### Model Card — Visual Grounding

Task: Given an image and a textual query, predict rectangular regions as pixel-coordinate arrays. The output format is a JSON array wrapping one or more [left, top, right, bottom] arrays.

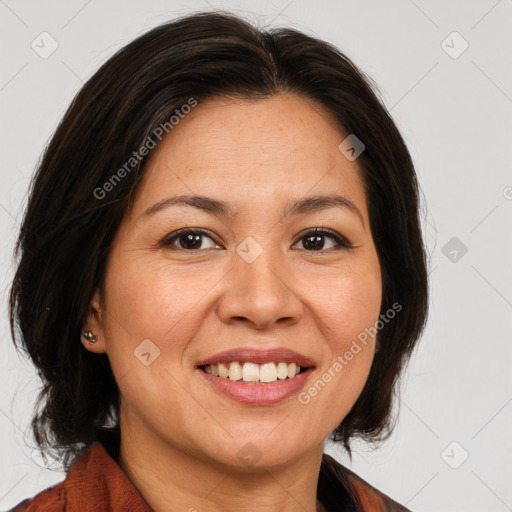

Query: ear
[[81, 288, 107, 354]]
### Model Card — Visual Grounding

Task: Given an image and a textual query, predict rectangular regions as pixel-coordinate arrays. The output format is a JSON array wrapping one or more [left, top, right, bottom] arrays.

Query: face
[[85, 93, 382, 470]]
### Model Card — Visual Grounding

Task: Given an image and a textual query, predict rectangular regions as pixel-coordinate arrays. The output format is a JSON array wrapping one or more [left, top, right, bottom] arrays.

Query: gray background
[[1, 1, 511, 511]]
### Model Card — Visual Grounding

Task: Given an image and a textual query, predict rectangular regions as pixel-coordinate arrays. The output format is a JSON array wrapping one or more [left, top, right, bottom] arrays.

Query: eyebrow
[[137, 193, 365, 227]]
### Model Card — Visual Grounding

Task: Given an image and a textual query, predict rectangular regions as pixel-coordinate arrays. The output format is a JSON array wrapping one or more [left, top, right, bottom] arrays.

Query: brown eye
[[293, 229, 353, 251], [161, 227, 353, 252], [162, 228, 221, 251]]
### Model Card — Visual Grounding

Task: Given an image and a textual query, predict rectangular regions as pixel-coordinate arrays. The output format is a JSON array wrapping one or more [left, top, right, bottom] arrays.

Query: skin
[[83, 93, 382, 512]]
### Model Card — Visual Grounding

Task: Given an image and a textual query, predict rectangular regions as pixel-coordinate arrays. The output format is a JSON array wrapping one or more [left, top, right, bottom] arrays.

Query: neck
[[118, 419, 325, 512]]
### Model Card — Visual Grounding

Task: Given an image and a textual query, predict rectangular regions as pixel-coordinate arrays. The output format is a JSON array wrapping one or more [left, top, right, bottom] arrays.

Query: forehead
[[129, 93, 368, 222]]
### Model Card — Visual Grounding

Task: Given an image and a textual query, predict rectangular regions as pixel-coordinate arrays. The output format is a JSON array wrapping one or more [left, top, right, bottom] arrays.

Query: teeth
[[242, 362, 259, 382], [218, 363, 229, 378], [203, 361, 306, 383], [228, 362, 242, 381], [259, 362, 277, 383], [276, 362, 288, 380]]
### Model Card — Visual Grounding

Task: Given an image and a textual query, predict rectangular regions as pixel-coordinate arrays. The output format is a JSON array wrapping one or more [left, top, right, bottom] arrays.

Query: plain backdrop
[[1, 1, 511, 511]]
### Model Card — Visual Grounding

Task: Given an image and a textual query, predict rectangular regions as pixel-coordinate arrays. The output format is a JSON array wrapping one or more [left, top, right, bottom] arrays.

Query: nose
[[216, 249, 304, 330]]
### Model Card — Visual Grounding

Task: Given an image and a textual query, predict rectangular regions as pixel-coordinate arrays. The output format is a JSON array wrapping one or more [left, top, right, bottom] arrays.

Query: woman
[[8, 10, 428, 512]]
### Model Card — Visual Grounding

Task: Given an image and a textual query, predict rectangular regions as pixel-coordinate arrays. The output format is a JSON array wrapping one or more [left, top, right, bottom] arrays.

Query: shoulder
[[5, 448, 87, 511], [5, 482, 66, 511], [7, 443, 105, 512], [320, 453, 412, 512], [5, 442, 151, 512]]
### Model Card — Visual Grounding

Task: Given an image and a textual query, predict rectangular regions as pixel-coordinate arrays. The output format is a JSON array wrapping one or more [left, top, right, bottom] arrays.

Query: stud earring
[[81, 330, 98, 345]]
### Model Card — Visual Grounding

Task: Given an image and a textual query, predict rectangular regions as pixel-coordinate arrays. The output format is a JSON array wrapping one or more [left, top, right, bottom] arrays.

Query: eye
[[292, 228, 354, 252], [161, 227, 354, 252], [161, 228, 221, 251]]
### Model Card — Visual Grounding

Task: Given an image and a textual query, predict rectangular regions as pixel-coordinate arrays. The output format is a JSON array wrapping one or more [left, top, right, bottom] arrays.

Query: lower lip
[[197, 367, 314, 405]]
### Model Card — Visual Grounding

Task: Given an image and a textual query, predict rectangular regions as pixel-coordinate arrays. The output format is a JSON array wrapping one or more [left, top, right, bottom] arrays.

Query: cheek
[[310, 263, 382, 345], [99, 259, 212, 390], [296, 266, 382, 435], [107, 257, 209, 341], [310, 260, 381, 392]]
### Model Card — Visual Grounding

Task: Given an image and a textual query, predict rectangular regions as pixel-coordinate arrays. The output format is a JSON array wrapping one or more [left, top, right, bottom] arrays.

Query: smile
[[197, 362, 315, 405], [201, 361, 307, 384]]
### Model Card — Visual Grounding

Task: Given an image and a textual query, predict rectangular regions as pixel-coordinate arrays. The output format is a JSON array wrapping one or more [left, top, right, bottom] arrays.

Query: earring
[[81, 330, 98, 345]]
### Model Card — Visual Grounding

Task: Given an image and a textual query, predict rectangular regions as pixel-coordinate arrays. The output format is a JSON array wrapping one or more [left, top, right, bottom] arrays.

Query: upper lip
[[196, 348, 316, 368]]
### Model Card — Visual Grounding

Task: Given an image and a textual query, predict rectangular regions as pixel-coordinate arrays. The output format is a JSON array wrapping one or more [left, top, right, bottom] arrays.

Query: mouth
[[195, 349, 316, 404], [198, 361, 310, 385]]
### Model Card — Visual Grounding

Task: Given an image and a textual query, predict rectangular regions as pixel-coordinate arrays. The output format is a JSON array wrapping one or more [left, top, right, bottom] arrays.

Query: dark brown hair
[[9, 10, 428, 471]]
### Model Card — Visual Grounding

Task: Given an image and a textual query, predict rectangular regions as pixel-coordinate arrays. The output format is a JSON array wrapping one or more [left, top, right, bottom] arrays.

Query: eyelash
[[161, 227, 354, 252]]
